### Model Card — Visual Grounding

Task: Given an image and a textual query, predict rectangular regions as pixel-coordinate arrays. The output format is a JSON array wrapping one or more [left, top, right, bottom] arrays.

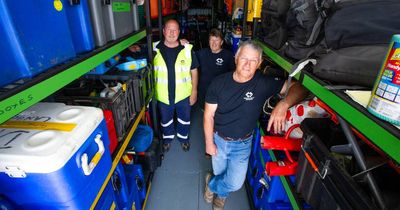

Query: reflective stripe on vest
[[153, 41, 193, 105]]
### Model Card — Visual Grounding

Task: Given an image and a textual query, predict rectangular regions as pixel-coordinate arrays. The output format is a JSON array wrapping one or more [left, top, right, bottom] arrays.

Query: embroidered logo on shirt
[[216, 58, 224, 66], [244, 92, 254, 101]]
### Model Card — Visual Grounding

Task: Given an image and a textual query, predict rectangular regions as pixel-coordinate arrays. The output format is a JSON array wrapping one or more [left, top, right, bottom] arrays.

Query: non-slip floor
[[145, 106, 251, 210]]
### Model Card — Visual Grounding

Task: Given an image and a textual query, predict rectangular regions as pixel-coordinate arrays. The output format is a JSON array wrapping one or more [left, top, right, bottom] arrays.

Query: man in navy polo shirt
[[203, 40, 308, 210]]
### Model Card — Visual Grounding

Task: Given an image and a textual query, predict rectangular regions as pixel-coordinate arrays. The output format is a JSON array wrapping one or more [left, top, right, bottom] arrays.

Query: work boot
[[212, 196, 226, 210], [162, 143, 171, 153], [181, 142, 190, 152], [204, 172, 213, 203]]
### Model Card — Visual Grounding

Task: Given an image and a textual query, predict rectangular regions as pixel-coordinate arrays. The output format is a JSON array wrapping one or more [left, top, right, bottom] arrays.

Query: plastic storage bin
[[95, 182, 118, 210], [56, 77, 136, 141], [0, 0, 76, 87], [63, 0, 95, 54], [112, 163, 132, 209], [0, 196, 15, 210], [124, 164, 147, 210], [105, 67, 153, 112], [88, 0, 138, 47], [103, 110, 118, 154], [0, 103, 112, 209], [297, 118, 376, 210]]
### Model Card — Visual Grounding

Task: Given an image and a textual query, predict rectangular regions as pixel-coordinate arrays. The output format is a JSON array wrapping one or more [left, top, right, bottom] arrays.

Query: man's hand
[[205, 141, 218, 156], [180, 39, 190, 45], [190, 90, 197, 105], [267, 100, 290, 134]]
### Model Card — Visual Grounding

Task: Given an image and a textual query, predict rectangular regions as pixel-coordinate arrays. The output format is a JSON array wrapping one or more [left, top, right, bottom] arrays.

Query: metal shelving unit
[[0, 30, 146, 124], [256, 40, 400, 164]]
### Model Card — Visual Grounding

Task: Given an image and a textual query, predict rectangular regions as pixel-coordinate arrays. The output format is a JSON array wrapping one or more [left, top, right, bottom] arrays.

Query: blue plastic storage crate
[[0, 196, 15, 210], [95, 182, 118, 210], [112, 163, 132, 209], [124, 164, 146, 210], [0, 0, 76, 87], [0, 103, 112, 209], [63, 0, 95, 54]]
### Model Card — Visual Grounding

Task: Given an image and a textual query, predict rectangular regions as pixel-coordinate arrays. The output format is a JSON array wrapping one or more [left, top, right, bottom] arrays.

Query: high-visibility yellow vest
[[153, 41, 193, 105]]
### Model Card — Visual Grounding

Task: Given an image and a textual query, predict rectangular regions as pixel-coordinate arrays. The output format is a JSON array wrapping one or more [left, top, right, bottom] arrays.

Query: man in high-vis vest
[[153, 19, 199, 152]]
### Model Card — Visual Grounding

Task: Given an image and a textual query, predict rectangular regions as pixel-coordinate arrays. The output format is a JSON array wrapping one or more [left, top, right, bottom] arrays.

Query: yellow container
[[247, 0, 263, 22]]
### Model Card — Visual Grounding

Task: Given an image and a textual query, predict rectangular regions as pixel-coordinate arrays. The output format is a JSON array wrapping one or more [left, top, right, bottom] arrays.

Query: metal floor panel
[[145, 106, 250, 210]]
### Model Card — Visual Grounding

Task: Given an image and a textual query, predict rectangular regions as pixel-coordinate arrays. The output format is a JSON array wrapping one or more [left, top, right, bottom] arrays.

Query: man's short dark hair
[[209, 28, 223, 40]]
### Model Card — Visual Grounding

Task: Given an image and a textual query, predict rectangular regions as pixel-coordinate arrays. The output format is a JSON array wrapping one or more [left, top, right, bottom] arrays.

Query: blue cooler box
[[0, 0, 76, 87], [0, 103, 112, 209]]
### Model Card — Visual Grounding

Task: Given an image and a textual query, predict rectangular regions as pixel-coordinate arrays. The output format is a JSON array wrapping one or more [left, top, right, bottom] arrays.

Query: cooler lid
[[0, 103, 103, 174]]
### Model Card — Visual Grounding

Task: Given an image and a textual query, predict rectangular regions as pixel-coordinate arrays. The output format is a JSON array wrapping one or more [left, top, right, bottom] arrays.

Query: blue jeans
[[158, 97, 191, 144], [208, 133, 252, 198]]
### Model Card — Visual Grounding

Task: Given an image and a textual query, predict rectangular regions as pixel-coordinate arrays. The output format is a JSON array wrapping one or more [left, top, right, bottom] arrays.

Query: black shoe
[[163, 143, 171, 153], [181, 142, 190, 152]]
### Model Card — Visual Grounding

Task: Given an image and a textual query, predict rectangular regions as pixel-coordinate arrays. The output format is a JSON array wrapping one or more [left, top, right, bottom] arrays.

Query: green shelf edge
[[0, 30, 146, 124], [258, 128, 301, 210], [256, 40, 400, 164]]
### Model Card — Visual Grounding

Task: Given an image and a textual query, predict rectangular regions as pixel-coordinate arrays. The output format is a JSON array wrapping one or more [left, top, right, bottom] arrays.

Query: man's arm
[[267, 80, 309, 133], [190, 68, 198, 105], [204, 102, 218, 156]]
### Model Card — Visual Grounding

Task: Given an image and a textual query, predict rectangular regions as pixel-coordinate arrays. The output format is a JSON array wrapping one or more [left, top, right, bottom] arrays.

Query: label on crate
[[112, 2, 131, 12], [0, 121, 76, 131]]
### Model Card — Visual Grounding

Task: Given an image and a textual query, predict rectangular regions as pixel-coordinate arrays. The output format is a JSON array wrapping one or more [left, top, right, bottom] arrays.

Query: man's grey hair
[[235, 40, 263, 61]]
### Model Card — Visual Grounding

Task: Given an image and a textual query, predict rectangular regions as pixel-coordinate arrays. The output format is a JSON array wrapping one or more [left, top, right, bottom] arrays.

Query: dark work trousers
[[158, 97, 191, 144]]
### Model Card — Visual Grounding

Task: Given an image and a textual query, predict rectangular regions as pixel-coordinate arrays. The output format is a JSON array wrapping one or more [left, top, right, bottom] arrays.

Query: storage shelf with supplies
[[255, 40, 400, 164], [0, 30, 146, 124]]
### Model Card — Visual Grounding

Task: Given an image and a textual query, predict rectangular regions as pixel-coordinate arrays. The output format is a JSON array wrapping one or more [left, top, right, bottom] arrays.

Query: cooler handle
[[81, 134, 105, 176]]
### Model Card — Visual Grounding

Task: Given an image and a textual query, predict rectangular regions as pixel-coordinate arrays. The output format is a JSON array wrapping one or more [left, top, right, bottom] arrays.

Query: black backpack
[[283, 0, 332, 60], [258, 0, 291, 49], [311, 0, 400, 87]]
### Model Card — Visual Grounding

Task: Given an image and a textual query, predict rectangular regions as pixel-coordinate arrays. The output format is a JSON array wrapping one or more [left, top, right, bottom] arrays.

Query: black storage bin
[[96, 67, 153, 113], [136, 138, 162, 173], [296, 118, 376, 210], [55, 77, 136, 141]]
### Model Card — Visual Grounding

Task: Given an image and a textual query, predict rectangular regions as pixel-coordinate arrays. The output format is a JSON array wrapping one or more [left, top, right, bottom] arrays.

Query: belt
[[215, 131, 253, 141]]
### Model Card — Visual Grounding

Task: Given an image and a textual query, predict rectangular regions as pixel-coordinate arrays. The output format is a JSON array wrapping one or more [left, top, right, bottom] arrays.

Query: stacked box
[[88, 0, 138, 47], [297, 118, 376, 210], [63, 0, 95, 54], [95, 182, 118, 210], [125, 164, 147, 210], [0, 0, 76, 87], [56, 78, 136, 141]]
